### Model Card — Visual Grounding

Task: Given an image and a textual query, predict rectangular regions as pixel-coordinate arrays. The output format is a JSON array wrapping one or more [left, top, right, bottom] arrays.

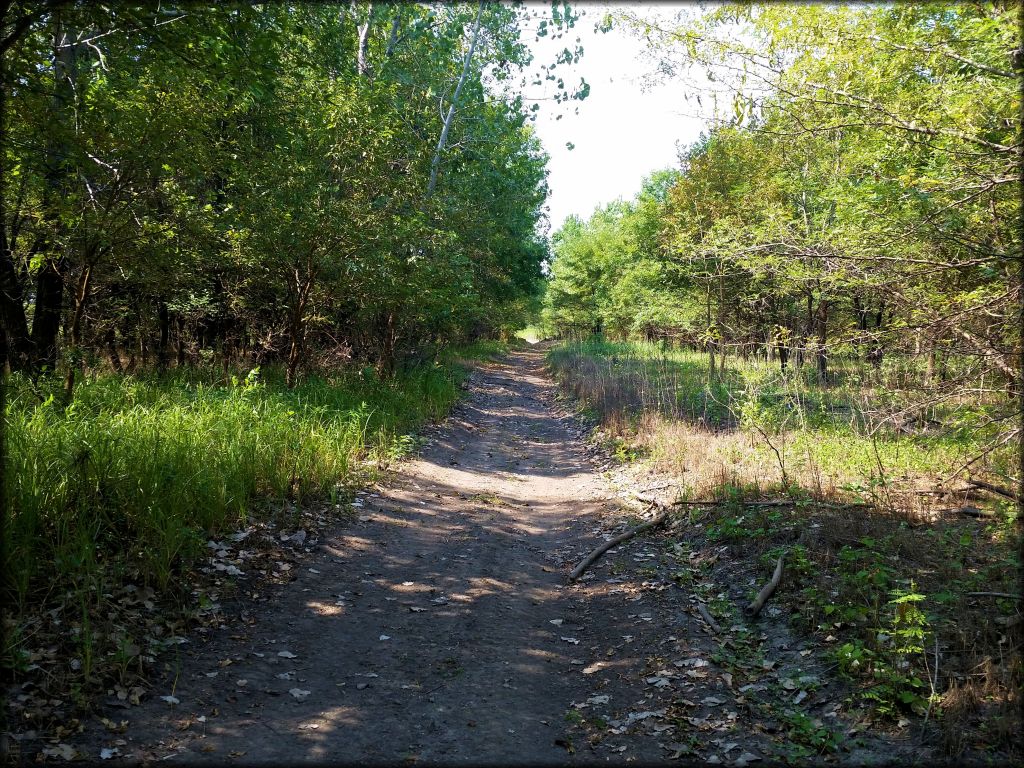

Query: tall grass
[[548, 338, 1013, 503], [2, 355, 483, 612]]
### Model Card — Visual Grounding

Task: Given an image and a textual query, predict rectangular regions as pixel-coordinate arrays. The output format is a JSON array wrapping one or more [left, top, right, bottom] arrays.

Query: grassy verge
[[1, 342, 503, 722], [548, 338, 1014, 505], [548, 337, 1021, 758]]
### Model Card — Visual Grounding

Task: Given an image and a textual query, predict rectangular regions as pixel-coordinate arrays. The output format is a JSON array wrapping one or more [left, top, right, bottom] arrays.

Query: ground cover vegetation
[[0, 0, 584, 733], [543, 1, 1021, 753]]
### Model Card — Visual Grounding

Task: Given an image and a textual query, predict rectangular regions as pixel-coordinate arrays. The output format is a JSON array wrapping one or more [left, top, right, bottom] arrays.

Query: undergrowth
[[1, 343, 502, 707], [549, 338, 1022, 757]]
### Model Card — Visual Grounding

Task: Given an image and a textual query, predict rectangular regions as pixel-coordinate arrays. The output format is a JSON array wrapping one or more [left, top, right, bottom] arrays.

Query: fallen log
[[694, 601, 721, 634], [568, 505, 670, 582], [968, 479, 1019, 502], [953, 505, 996, 519], [744, 553, 786, 618], [966, 592, 1021, 600]]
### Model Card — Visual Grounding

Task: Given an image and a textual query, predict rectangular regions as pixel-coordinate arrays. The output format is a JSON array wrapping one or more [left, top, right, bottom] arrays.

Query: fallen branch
[[644, 496, 870, 510], [744, 553, 786, 618], [966, 592, 1021, 600], [568, 505, 670, 582], [968, 479, 1020, 502], [953, 505, 996, 518], [694, 601, 721, 634]]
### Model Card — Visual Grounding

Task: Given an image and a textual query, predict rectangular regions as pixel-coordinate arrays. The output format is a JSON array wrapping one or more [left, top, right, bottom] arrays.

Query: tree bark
[[176, 315, 186, 366], [356, 2, 374, 78], [385, 9, 401, 57], [33, 10, 79, 374], [157, 300, 170, 371], [816, 298, 828, 384], [104, 327, 122, 373], [62, 261, 92, 401], [285, 267, 313, 389], [426, 1, 483, 198], [0, 54, 34, 373]]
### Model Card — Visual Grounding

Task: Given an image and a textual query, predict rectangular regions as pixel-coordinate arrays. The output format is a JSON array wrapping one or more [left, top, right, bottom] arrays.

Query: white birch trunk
[[426, 2, 483, 198]]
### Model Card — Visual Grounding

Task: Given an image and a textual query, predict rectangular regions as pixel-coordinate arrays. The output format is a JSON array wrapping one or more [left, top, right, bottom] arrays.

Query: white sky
[[524, 3, 709, 233]]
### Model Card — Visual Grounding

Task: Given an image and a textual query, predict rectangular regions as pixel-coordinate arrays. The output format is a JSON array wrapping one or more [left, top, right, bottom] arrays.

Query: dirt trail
[[70, 346, 925, 765], [72, 347, 658, 763]]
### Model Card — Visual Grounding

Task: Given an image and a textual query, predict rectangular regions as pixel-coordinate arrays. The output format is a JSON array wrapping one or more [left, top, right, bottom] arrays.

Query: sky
[[523, 3, 709, 234]]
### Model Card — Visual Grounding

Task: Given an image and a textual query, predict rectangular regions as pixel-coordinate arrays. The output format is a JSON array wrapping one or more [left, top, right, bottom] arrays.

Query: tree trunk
[[33, 12, 79, 375], [31, 256, 65, 373], [356, 2, 374, 78], [385, 9, 401, 57], [377, 311, 397, 378], [816, 298, 828, 384], [0, 55, 34, 373], [104, 327, 123, 373], [426, 1, 484, 198], [176, 315, 186, 366], [285, 269, 313, 389], [868, 304, 884, 368], [62, 261, 92, 401], [0, 245, 31, 372], [157, 300, 170, 371]]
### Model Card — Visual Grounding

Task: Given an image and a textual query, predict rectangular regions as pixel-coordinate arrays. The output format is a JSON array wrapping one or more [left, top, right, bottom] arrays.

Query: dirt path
[[69, 347, 925, 765], [70, 347, 656, 763]]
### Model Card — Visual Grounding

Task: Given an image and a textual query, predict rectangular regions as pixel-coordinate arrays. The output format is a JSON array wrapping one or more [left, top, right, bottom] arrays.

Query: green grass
[[550, 336, 1021, 751], [2, 348, 495, 614], [547, 337, 1014, 495]]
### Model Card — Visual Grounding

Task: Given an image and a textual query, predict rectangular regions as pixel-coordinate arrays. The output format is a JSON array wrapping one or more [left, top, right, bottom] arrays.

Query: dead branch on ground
[[744, 553, 786, 618], [568, 504, 670, 582]]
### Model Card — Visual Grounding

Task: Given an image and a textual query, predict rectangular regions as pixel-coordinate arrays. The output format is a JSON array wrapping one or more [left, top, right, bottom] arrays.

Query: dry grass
[[550, 339, 1022, 756]]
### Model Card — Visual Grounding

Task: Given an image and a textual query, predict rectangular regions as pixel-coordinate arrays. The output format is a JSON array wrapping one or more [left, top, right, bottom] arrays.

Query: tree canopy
[[0, 2, 589, 389]]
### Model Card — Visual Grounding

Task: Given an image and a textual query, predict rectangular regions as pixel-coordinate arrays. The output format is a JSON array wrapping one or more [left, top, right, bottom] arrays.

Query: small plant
[[780, 710, 841, 756], [835, 581, 932, 719]]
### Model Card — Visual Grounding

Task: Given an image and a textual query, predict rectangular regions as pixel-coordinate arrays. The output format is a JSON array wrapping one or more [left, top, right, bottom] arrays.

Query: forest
[[543, 0, 1020, 512], [1, 0, 1021, 763], [1, 0, 581, 735], [538, 2, 1021, 756]]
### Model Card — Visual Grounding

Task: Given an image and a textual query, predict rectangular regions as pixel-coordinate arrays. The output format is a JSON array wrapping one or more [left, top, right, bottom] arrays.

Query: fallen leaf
[[100, 747, 120, 759], [549, 619, 564, 626], [379, 634, 391, 641], [289, 688, 311, 700], [277, 651, 297, 658], [160, 695, 180, 705], [560, 636, 579, 645], [42, 744, 75, 761]]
